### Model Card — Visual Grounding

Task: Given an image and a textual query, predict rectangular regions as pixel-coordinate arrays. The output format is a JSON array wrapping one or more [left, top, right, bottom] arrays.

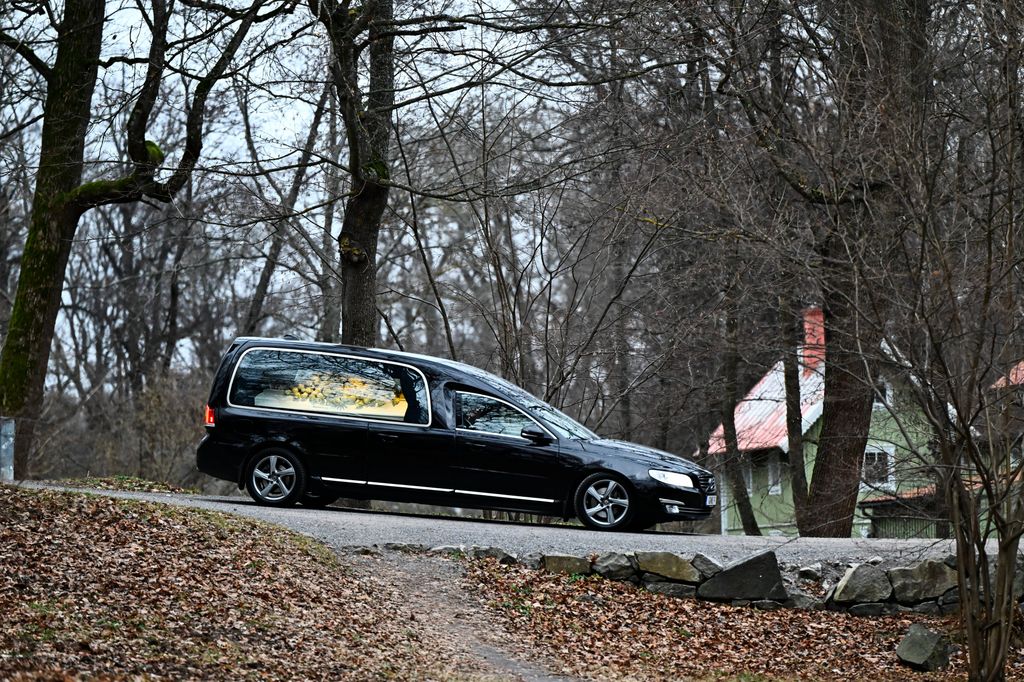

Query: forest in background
[[4, 1, 1024, 675]]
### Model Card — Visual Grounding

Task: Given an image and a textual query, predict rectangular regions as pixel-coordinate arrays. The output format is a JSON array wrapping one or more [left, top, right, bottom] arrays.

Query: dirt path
[[349, 551, 576, 682]]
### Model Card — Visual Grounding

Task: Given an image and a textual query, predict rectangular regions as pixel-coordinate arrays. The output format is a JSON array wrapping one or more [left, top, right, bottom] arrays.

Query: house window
[[767, 458, 782, 496], [862, 446, 894, 488], [742, 462, 753, 495]]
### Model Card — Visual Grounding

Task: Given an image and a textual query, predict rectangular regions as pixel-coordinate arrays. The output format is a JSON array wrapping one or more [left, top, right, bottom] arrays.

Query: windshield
[[528, 404, 597, 440]]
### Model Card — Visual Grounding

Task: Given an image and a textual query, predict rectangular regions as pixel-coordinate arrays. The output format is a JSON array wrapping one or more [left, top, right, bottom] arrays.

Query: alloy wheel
[[251, 453, 297, 502], [582, 478, 630, 527]]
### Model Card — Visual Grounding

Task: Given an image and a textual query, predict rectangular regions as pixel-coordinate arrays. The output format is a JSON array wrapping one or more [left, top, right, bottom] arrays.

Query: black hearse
[[197, 338, 717, 531]]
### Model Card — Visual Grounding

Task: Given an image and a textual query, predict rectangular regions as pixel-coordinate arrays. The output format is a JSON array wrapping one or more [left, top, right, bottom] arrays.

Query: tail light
[[203, 404, 216, 427]]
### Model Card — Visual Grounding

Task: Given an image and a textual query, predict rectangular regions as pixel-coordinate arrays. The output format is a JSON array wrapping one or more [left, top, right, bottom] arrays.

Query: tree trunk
[[804, 244, 875, 537], [317, 0, 395, 348], [721, 304, 761, 536], [781, 298, 811, 533], [0, 0, 105, 477]]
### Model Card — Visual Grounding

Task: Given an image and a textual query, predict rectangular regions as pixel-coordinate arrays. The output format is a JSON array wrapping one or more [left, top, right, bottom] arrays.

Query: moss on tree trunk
[[0, 0, 105, 477]]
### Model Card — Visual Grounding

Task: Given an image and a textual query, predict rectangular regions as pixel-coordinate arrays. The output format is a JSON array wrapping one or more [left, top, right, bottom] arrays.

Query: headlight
[[649, 470, 695, 489]]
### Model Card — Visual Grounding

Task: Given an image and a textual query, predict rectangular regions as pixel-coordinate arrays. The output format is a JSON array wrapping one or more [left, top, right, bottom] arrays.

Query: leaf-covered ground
[[465, 559, 1024, 681], [0, 485, 482, 680], [46, 476, 197, 494]]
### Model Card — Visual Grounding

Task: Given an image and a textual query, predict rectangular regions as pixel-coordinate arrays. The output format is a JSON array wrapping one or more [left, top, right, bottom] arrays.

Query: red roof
[[991, 360, 1024, 389], [706, 357, 825, 455], [707, 308, 826, 455]]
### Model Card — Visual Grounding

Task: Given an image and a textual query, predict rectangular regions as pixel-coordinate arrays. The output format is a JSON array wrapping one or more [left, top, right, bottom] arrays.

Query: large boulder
[[833, 564, 892, 604], [896, 624, 950, 672], [645, 582, 696, 598], [692, 553, 724, 579], [888, 560, 958, 603], [592, 552, 636, 580], [696, 551, 788, 602], [635, 552, 700, 583], [543, 554, 591, 575]]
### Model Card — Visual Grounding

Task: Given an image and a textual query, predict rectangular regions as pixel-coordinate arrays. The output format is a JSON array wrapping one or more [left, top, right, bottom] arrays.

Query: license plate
[[706, 495, 717, 506]]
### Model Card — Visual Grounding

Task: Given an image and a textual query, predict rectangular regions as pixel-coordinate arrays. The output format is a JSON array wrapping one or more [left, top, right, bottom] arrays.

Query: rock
[[787, 591, 823, 611], [468, 546, 517, 564], [943, 554, 958, 569], [833, 564, 892, 604], [888, 560, 958, 603], [543, 554, 591, 575], [692, 553, 724, 579], [798, 562, 822, 581], [867, 556, 884, 565], [752, 600, 783, 611], [848, 602, 889, 617], [577, 593, 606, 604], [645, 582, 696, 598], [347, 545, 381, 556], [696, 551, 788, 602], [593, 552, 636, 580], [641, 572, 667, 584], [938, 588, 960, 605], [428, 544, 465, 556], [896, 624, 951, 672], [913, 601, 941, 615], [383, 542, 429, 552], [520, 552, 544, 570], [635, 552, 700, 582]]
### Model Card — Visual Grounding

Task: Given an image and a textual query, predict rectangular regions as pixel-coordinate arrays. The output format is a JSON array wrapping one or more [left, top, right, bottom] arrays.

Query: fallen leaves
[[0, 485, 449, 680], [463, 559, 1024, 681]]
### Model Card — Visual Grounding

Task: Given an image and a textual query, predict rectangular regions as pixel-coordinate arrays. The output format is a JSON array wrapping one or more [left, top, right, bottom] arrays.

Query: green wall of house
[[722, 399, 935, 537]]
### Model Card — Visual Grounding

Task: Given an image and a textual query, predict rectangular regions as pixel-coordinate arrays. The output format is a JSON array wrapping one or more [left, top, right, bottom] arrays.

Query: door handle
[[378, 434, 400, 443], [466, 442, 488, 449]]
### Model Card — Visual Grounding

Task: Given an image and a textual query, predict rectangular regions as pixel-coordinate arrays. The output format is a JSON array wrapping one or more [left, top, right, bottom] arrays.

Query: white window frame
[[861, 444, 896, 491], [454, 391, 556, 442], [742, 461, 753, 495]]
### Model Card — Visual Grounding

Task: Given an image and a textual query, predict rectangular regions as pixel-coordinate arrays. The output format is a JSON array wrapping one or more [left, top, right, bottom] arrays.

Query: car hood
[[581, 438, 707, 472]]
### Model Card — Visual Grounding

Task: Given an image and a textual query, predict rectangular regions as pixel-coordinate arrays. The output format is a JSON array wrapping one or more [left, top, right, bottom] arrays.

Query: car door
[[226, 347, 370, 482], [448, 391, 566, 505]]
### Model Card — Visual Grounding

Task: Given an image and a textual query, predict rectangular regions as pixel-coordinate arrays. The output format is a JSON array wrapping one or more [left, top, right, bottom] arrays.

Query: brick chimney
[[801, 307, 825, 370]]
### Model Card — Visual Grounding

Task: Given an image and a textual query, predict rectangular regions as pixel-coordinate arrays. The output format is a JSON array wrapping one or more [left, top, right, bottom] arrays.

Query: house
[[706, 309, 939, 538]]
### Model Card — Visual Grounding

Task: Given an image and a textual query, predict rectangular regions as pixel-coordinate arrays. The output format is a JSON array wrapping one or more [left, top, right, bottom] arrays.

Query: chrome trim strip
[[454, 489, 556, 503], [658, 498, 687, 506], [366, 481, 452, 493], [321, 477, 367, 485], [454, 391, 557, 441], [226, 346, 433, 428]]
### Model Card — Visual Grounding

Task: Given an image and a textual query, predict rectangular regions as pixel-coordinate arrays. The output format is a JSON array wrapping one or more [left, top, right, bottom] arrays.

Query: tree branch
[[0, 29, 52, 80]]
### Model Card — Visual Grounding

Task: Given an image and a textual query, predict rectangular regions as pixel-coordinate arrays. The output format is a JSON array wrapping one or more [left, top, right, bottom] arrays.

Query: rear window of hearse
[[228, 349, 430, 425]]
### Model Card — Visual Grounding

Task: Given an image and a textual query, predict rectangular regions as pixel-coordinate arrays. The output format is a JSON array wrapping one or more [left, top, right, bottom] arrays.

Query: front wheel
[[245, 448, 306, 507], [574, 473, 636, 531]]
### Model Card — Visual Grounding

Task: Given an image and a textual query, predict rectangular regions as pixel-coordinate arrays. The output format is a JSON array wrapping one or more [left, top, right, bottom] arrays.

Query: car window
[[456, 392, 538, 438], [229, 348, 430, 425]]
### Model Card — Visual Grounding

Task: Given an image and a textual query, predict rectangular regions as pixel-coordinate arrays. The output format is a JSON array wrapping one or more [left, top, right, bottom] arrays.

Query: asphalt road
[[22, 482, 957, 568]]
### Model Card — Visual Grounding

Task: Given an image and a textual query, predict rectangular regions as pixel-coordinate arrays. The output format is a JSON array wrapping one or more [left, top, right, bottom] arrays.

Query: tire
[[245, 448, 306, 507], [299, 491, 340, 508], [573, 472, 636, 531]]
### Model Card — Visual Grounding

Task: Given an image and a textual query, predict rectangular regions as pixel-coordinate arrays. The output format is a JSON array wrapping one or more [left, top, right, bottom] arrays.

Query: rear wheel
[[574, 473, 635, 531], [245, 448, 306, 507]]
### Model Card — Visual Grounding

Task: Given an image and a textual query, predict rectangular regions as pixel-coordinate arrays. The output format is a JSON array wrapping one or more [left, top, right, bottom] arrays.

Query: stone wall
[[395, 543, 1024, 617]]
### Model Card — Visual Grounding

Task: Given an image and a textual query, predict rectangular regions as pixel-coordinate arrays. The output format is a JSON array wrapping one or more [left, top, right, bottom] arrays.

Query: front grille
[[696, 473, 716, 494]]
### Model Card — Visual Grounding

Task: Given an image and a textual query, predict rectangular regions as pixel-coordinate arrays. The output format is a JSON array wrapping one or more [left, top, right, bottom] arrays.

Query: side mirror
[[521, 426, 553, 444]]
